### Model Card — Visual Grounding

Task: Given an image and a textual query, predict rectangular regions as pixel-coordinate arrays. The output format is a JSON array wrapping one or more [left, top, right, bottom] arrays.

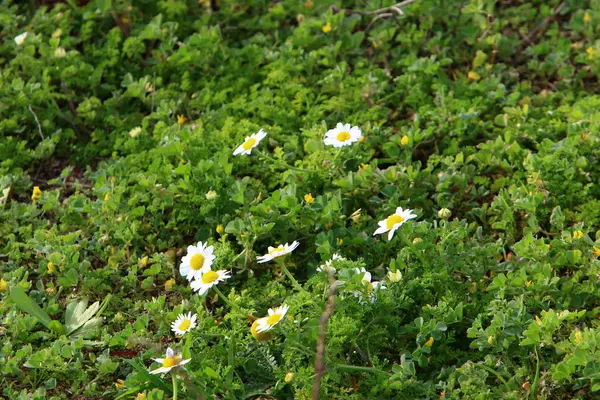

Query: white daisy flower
[[317, 253, 344, 274], [233, 129, 267, 156], [170, 312, 197, 336], [179, 241, 216, 282], [190, 269, 231, 296], [373, 207, 417, 241], [323, 123, 362, 148], [150, 347, 191, 375], [351, 269, 386, 303], [14, 32, 28, 46], [256, 241, 299, 263], [256, 304, 289, 333]]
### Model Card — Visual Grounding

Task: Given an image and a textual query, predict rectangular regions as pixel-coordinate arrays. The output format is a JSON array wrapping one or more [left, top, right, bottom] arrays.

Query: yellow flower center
[[201, 270, 219, 284], [385, 214, 405, 229], [269, 246, 286, 255], [179, 319, 191, 331], [242, 138, 257, 150], [163, 355, 179, 368], [266, 313, 283, 326], [190, 254, 205, 271], [251, 319, 272, 341], [336, 131, 351, 142]]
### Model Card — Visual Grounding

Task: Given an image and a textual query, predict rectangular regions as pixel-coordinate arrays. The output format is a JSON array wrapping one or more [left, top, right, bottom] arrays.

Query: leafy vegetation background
[[2, 0, 600, 398]]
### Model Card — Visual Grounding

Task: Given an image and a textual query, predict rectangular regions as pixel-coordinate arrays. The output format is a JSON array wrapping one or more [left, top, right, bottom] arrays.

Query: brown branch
[[520, 2, 567, 48], [312, 281, 339, 400]]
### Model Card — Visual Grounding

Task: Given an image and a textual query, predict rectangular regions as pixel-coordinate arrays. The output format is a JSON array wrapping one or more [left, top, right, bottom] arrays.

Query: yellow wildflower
[[525, 280, 533, 287], [322, 23, 332, 33], [573, 230, 584, 240], [593, 246, 600, 257], [31, 186, 42, 200], [468, 71, 480, 81], [424, 337, 434, 347], [336, 238, 343, 245], [535, 316, 542, 325], [251, 318, 272, 341], [574, 330, 583, 343], [164, 278, 176, 291], [139, 256, 149, 268], [104, 193, 110, 201], [47, 262, 55, 274], [487, 335, 494, 345], [584, 12, 591, 23], [305, 0, 313, 8], [304, 193, 315, 205], [413, 237, 422, 244], [400, 135, 409, 146], [115, 379, 125, 389], [177, 115, 187, 126], [216, 224, 225, 235], [135, 393, 147, 400], [0, 279, 7, 291], [587, 47, 596, 58], [284, 372, 295, 383]]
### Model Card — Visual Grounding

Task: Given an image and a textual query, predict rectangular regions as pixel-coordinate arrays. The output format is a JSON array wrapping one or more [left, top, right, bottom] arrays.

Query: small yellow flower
[[468, 71, 480, 81], [322, 23, 332, 33], [413, 237, 422, 244], [535, 316, 542, 325], [115, 379, 125, 389], [31, 186, 42, 200], [135, 393, 147, 400], [487, 335, 494, 345], [587, 47, 596, 58], [574, 330, 583, 343], [251, 318, 273, 341], [424, 337, 434, 347], [387, 269, 402, 283], [304, 0, 313, 8], [122, 17, 129, 24], [205, 190, 217, 200], [216, 224, 225, 235], [573, 230, 584, 240], [350, 208, 361, 224], [593, 246, 600, 257], [104, 193, 110, 201], [584, 12, 591, 23], [0, 279, 7, 291], [524, 280, 533, 288], [139, 256, 149, 268], [47, 262, 55, 274], [438, 208, 451, 220], [177, 114, 187, 126], [359, 163, 369, 170], [164, 278, 176, 291], [304, 193, 315, 205], [284, 372, 295, 383], [358, 136, 365, 143], [336, 238, 343, 245], [400, 135, 409, 146]]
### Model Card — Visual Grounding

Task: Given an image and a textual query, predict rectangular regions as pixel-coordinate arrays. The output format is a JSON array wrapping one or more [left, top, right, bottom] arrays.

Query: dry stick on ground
[[28, 104, 44, 140], [520, 1, 567, 48], [332, 0, 418, 31], [312, 281, 339, 400]]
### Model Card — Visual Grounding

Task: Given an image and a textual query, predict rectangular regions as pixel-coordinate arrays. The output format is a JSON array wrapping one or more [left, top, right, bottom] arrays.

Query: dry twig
[[312, 281, 339, 400], [520, 2, 567, 48], [332, 0, 418, 31]]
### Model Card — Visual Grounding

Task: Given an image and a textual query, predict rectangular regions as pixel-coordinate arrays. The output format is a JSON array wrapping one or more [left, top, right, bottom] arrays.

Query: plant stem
[[213, 286, 235, 309], [172, 373, 178, 400], [333, 363, 385, 375], [276, 259, 306, 292], [256, 150, 311, 173]]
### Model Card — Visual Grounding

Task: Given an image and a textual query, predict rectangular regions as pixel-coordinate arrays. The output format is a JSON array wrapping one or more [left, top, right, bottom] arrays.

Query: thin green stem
[[256, 150, 311, 173], [530, 346, 541, 399], [275, 258, 306, 292], [213, 286, 236, 309], [333, 363, 386, 375], [473, 362, 511, 391], [172, 373, 178, 400]]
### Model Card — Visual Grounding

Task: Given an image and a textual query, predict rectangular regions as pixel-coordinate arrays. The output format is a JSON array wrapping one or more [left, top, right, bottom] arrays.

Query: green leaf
[[10, 286, 52, 328], [96, 0, 112, 12]]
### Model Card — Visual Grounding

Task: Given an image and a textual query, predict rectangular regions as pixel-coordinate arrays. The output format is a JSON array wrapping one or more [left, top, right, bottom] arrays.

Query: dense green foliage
[[2, 0, 600, 398]]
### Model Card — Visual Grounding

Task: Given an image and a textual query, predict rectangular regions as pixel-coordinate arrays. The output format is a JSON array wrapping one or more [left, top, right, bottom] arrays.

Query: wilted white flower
[[14, 32, 29, 46], [256, 241, 299, 263]]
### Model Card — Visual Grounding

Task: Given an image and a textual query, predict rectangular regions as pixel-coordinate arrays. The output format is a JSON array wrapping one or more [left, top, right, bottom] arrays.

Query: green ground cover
[[2, 0, 600, 398]]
